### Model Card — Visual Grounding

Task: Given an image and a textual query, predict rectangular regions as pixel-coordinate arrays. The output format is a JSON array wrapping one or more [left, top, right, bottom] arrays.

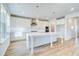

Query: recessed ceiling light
[[36, 5, 39, 8], [71, 25, 74, 29], [70, 8, 74, 11], [52, 11, 55, 14]]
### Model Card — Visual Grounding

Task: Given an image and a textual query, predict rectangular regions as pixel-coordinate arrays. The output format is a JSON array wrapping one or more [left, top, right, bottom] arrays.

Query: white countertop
[[26, 32, 56, 36]]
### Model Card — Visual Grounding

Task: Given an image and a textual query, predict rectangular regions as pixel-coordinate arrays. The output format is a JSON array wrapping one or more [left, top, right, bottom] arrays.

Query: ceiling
[[7, 3, 79, 20]]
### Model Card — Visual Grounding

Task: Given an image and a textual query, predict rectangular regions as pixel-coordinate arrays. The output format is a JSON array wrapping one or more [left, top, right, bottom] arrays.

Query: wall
[[37, 20, 49, 32], [0, 4, 10, 56], [10, 16, 31, 41], [66, 12, 79, 18], [65, 12, 79, 40]]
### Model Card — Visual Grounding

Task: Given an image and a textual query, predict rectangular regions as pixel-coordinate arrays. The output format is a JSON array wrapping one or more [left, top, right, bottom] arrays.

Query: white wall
[[65, 12, 79, 40], [37, 20, 49, 32], [0, 4, 10, 56], [10, 16, 31, 32], [66, 12, 79, 18], [10, 16, 31, 41]]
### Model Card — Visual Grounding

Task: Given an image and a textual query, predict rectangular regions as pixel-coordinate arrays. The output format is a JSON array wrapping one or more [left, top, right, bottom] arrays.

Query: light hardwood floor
[[5, 39, 79, 56]]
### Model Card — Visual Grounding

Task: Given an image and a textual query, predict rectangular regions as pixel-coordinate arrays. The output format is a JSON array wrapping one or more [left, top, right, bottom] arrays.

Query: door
[[75, 17, 79, 47], [66, 17, 76, 40]]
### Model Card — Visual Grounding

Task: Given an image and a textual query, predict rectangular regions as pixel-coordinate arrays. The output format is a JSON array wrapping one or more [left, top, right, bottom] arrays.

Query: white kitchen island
[[26, 32, 56, 55]]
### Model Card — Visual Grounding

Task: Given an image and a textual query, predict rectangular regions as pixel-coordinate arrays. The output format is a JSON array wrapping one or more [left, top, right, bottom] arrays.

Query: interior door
[[75, 17, 79, 47]]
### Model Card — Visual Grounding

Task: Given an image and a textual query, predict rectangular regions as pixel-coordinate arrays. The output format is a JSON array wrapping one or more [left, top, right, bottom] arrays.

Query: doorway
[[66, 17, 79, 47]]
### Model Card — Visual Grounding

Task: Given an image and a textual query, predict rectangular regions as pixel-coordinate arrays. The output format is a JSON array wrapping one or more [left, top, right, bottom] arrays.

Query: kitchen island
[[26, 32, 56, 55]]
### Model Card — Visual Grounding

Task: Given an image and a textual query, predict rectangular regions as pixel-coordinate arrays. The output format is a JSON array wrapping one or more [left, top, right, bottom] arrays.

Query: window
[[0, 4, 10, 44]]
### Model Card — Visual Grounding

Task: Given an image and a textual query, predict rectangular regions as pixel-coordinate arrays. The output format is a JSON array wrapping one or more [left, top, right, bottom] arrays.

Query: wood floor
[[5, 39, 79, 56]]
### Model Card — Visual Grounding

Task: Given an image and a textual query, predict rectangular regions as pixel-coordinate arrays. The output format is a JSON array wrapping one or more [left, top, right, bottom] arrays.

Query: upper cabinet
[[56, 18, 65, 25], [56, 18, 65, 38]]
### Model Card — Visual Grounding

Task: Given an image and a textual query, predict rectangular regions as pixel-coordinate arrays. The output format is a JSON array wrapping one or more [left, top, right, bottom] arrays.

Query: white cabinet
[[56, 18, 65, 38]]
